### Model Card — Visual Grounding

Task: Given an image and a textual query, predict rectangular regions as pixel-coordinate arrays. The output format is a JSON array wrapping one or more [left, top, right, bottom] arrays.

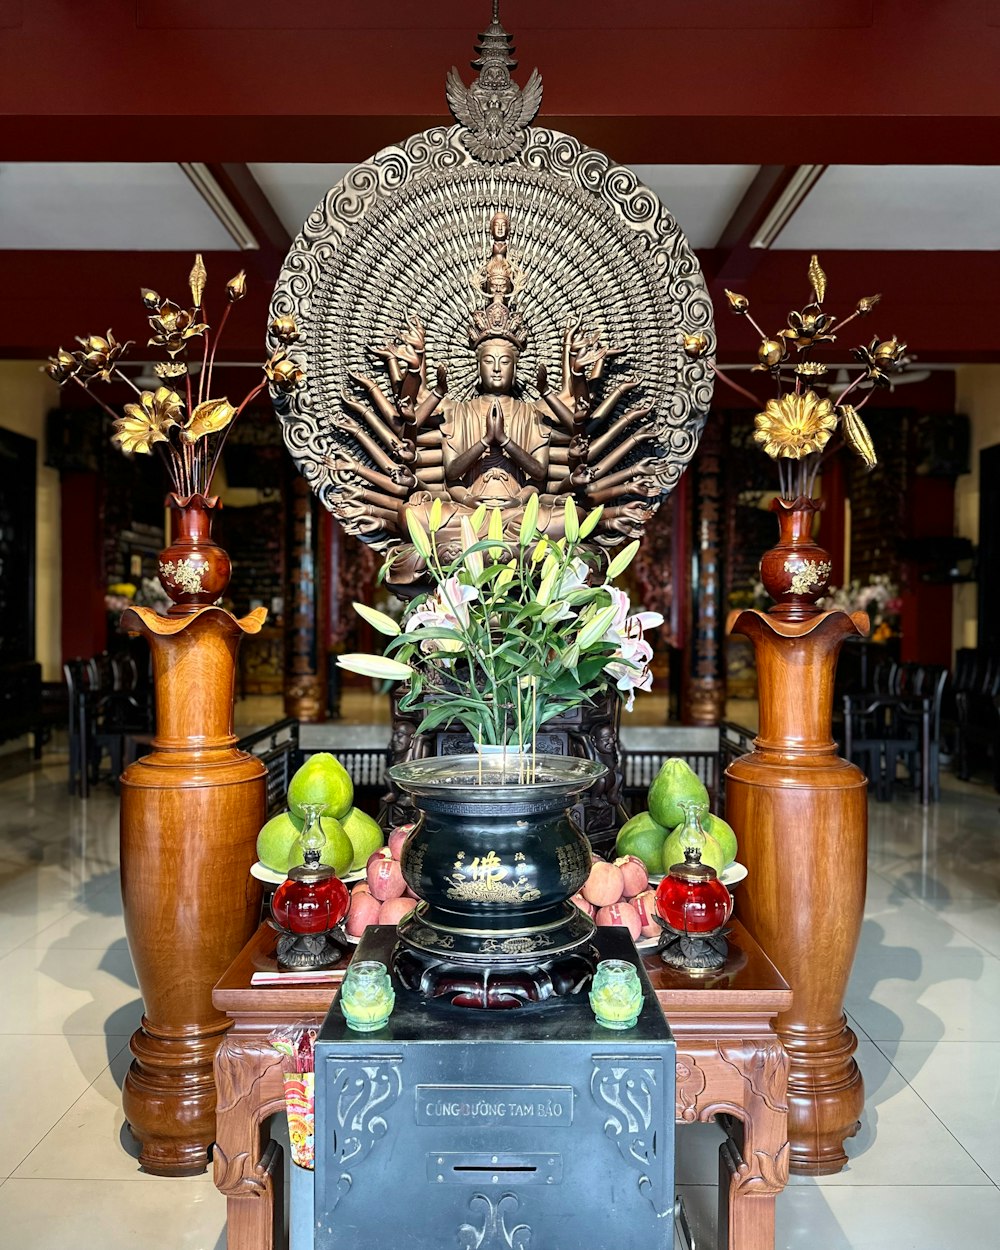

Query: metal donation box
[[314, 927, 675, 1250]]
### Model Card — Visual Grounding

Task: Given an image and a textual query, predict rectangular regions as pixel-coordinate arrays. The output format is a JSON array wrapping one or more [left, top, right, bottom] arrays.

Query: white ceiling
[[1, 162, 999, 254], [0, 163, 237, 250], [774, 165, 1000, 250]]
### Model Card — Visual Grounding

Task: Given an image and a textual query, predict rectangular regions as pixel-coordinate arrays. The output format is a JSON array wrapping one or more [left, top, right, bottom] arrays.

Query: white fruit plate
[[250, 861, 366, 886], [646, 862, 748, 890]]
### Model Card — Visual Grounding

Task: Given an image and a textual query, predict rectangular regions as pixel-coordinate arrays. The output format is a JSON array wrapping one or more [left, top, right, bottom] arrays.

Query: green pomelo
[[647, 758, 710, 829], [704, 812, 738, 864], [341, 806, 385, 871], [256, 810, 303, 873], [289, 815, 353, 877], [661, 827, 727, 877], [615, 811, 669, 874], [288, 752, 354, 819]]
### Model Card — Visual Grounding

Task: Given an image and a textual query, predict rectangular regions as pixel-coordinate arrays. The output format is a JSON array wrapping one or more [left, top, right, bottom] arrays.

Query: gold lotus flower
[[839, 404, 877, 470], [794, 361, 828, 377], [226, 270, 247, 303], [147, 299, 208, 358], [43, 348, 78, 385], [852, 335, 907, 387], [723, 288, 749, 314], [265, 352, 306, 391], [154, 361, 187, 379], [140, 288, 160, 310], [856, 294, 882, 315], [74, 330, 128, 382], [682, 332, 709, 358], [270, 315, 300, 344], [752, 338, 787, 372], [778, 308, 837, 351], [753, 390, 837, 460], [112, 387, 183, 455], [182, 397, 236, 443]]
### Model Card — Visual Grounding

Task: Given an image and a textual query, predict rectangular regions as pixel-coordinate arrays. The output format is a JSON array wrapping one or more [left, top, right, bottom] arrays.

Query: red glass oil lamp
[[655, 846, 733, 973], [270, 803, 350, 971]]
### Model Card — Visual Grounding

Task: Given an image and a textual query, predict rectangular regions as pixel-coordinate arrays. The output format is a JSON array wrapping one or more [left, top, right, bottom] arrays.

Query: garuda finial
[[445, 1, 543, 163]]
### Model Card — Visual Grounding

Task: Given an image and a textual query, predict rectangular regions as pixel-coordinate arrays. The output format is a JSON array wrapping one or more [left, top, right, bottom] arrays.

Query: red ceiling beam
[[4, 247, 997, 365], [2, 3, 1000, 164]]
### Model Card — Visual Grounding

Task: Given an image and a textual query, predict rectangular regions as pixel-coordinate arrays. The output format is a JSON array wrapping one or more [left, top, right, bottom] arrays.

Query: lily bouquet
[[337, 496, 663, 751]]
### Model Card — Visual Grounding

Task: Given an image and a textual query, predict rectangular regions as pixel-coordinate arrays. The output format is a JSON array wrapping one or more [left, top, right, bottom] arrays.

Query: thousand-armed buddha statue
[[333, 210, 659, 583]]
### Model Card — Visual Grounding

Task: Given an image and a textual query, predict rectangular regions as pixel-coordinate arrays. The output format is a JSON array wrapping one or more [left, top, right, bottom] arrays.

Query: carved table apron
[[212, 921, 791, 1250]]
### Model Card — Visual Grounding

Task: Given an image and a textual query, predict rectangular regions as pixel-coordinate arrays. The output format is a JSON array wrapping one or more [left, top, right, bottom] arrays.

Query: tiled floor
[[1, 738, 998, 1248]]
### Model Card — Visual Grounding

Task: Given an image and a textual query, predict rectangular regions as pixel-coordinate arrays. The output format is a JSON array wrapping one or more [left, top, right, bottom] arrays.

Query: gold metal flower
[[112, 387, 184, 455], [182, 397, 236, 443], [753, 390, 838, 460], [839, 404, 877, 470], [723, 288, 749, 314], [147, 299, 209, 357], [682, 332, 709, 358], [43, 348, 79, 385], [852, 335, 906, 387], [778, 308, 837, 351], [74, 330, 128, 382], [140, 288, 161, 310], [265, 352, 306, 391], [793, 361, 828, 378], [856, 294, 881, 316], [270, 315, 300, 344], [752, 339, 787, 372], [154, 361, 188, 379], [226, 270, 247, 303]]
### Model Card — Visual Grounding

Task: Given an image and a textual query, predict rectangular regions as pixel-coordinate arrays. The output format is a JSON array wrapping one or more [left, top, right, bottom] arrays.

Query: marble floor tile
[[0, 1035, 129, 1179], [879, 1041, 1000, 1185], [0, 943, 141, 1037], [0, 1177, 226, 1250]]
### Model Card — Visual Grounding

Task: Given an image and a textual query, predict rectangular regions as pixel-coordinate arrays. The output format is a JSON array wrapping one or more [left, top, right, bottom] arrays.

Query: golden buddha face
[[477, 339, 518, 394]]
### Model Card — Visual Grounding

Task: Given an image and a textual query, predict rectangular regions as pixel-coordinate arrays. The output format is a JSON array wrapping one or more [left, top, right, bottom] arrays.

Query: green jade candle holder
[[588, 958, 643, 1030], [340, 960, 396, 1033]]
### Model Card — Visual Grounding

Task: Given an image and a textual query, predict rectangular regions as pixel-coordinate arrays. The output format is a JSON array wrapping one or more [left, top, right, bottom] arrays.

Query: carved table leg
[[675, 1037, 790, 1250], [213, 1029, 290, 1250]]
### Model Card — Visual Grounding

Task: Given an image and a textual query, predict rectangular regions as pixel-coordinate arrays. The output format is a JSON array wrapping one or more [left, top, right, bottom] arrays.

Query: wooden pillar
[[725, 607, 869, 1175], [681, 421, 726, 724], [119, 606, 266, 1175], [284, 474, 328, 722]]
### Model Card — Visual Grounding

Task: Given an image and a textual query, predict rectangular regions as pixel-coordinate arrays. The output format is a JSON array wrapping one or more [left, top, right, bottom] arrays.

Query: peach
[[595, 900, 642, 941], [351, 880, 370, 896], [614, 855, 649, 899], [367, 848, 406, 900], [378, 896, 416, 926], [570, 891, 595, 917], [345, 889, 381, 937], [632, 888, 661, 938], [388, 822, 416, 861], [581, 859, 625, 908]]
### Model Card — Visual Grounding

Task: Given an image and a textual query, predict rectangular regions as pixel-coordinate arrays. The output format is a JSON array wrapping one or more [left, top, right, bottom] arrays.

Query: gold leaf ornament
[[182, 397, 236, 443], [188, 253, 207, 307], [839, 403, 878, 470], [226, 270, 247, 303], [808, 254, 827, 304]]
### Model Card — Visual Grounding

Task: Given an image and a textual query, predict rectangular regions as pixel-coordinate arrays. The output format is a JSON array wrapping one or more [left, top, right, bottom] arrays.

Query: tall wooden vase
[[725, 497, 870, 1175], [119, 604, 267, 1175]]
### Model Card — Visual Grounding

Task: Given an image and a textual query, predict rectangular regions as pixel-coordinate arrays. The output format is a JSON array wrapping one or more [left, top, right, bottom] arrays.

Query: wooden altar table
[[211, 920, 791, 1250]]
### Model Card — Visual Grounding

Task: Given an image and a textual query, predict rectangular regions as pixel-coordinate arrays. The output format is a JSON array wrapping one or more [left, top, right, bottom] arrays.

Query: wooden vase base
[[784, 1016, 865, 1176], [122, 1016, 230, 1176]]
